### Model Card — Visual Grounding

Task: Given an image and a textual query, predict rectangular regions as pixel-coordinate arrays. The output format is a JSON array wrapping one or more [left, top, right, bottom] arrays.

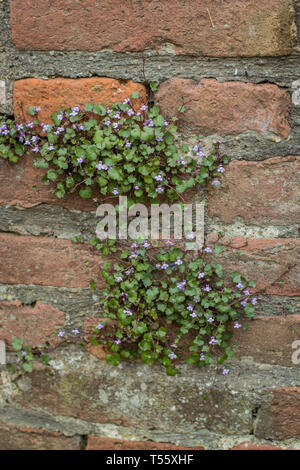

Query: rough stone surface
[[208, 156, 300, 225], [231, 315, 300, 367], [10, 0, 296, 57], [0, 421, 81, 450], [0, 233, 104, 288], [4, 347, 300, 438], [86, 436, 203, 450], [155, 79, 290, 137], [0, 81, 5, 106], [0, 204, 98, 240], [13, 77, 147, 124], [256, 387, 300, 440], [207, 236, 300, 296], [0, 300, 65, 347], [231, 441, 289, 450]]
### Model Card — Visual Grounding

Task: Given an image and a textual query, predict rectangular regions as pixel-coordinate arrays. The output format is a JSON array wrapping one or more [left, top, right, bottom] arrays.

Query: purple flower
[[140, 104, 148, 111], [124, 139, 132, 148], [77, 156, 84, 164], [56, 113, 64, 121], [187, 305, 194, 312], [236, 282, 244, 290], [48, 144, 54, 151], [168, 352, 177, 360], [240, 300, 248, 307], [212, 178, 221, 187], [16, 124, 24, 131], [144, 119, 154, 127], [57, 329, 65, 337], [112, 188, 119, 195], [190, 312, 197, 318], [154, 173, 164, 182], [126, 108, 135, 117], [114, 339, 121, 345], [115, 275, 123, 282], [161, 262, 169, 270], [204, 246, 212, 253], [243, 289, 250, 296], [174, 257, 183, 266], [250, 297, 257, 305], [171, 343, 178, 349], [198, 271, 205, 279], [104, 119, 111, 126], [69, 105, 80, 116], [143, 241, 151, 248], [234, 321, 242, 329], [165, 240, 174, 246], [203, 284, 211, 293], [134, 185, 140, 190], [32, 146, 39, 153], [96, 322, 104, 330], [26, 121, 34, 129], [207, 316, 214, 323], [156, 186, 164, 194], [209, 336, 218, 345], [123, 308, 133, 316], [199, 353, 205, 361], [21, 351, 27, 357], [222, 366, 230, 375], [42, 124, 50, 133], [177, 280, 186, 291], [217, 165, 225, 173], [112, 122, 119, 129], [72, 328, 80, 335]]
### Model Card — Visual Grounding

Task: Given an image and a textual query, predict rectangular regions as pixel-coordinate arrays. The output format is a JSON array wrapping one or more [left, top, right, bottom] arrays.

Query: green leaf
[[131, 91, 140, 99], [12, 338, 23, 350], [79, 186, 92, 199]]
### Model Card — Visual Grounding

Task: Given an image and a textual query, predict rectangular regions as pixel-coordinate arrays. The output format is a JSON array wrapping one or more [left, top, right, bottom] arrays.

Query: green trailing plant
[[1, 94, 227, 202], [82, 239, 257, 376], [1, 93, 264, 377]]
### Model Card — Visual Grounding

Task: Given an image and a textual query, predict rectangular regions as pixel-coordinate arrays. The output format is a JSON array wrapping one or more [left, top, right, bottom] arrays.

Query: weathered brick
[[0, 233, 104, 288], [255, 387, 300, 440], [208, 156, 300, 225], [231, 315, 300, 367], [155, 79, 290, 137], [0, 300, 65, 348], [0, 421, 81, 450], [231, 442, 290, 450], [13, 78, 147, 124], [207, 236, 300, 296], [10, 0, 296, 57], [86, 436, 203, 450], [0, 154, 97, 211]]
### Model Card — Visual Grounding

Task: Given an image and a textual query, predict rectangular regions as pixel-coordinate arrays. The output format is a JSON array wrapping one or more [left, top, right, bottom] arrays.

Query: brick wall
[[0, 0, 300, 450]]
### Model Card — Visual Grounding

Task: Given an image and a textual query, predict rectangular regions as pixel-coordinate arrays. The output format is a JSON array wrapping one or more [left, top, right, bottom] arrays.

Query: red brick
[[0, 153, 97, 211], [207, 236, 300, 296], [13, 78, 147, 125], [0, 300, 65, 348], [231, 442, 289, 450], [10, 0, 296, 56], [231, 315, 300, 367], [155, 79, 290, 138], [86, 436, 203, 450], [0, 422, 81, 450], [0, 233, 104, 288], [209, 156, 300, 225], [256, 388, 300, 440]]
